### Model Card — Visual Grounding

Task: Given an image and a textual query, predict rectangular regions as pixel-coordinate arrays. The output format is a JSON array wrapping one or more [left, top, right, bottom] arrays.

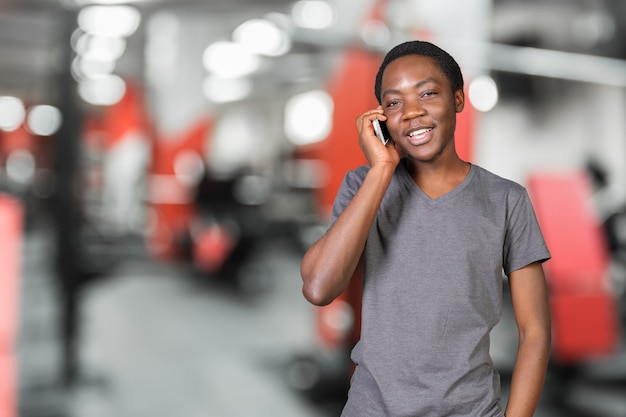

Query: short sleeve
[[503, 189, 551, 275], [329, 165, 369, 227]]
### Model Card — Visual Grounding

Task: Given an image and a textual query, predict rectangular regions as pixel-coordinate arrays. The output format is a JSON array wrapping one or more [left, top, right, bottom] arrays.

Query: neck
[[406, 154, 469, 181], [406, 156, 471, 199]]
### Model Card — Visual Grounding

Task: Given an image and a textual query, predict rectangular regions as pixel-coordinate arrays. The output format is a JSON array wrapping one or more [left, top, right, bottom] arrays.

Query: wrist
[[368, 161, 396, 178]]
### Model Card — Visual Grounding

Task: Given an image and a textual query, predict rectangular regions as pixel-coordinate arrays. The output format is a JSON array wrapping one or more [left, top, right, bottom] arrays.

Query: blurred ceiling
[[0, 0, 295, 104], [1, 0, 625, 107]]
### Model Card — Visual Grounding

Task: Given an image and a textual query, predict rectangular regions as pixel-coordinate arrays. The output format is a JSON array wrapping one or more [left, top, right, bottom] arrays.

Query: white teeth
[[409, 128, 431, 137]]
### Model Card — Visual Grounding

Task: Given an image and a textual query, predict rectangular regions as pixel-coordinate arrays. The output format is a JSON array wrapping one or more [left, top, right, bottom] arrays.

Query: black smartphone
[[372, 119, 390, 145]]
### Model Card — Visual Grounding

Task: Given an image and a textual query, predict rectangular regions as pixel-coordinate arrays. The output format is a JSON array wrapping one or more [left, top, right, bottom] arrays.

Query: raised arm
[[505, 261, 551, 417], [300, 107, 399, 306]]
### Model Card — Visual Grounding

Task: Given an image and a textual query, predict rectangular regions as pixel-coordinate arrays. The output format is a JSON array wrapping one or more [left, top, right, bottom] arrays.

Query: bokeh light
[[75, 34, 126, 62], [284, 90, 333, 145], [291, 0, 336, 30], [78, 5, 141, 38], [6, 149, 36, 185], [78, 74, 126, 105], [360, 20, 390, 48], [233, 18, 291, 57], [202, 41, 261, 79], [173, 150, 205, 187], [26, 105, 63, 136], [468, 75, 499, 112], [202, 76, 252, 103], [0, 96, 26, 132], [72, 56, 116, 80]]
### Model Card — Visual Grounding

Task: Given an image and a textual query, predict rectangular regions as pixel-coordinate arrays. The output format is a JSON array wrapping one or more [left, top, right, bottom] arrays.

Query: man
[[300, 41, 551, 417]]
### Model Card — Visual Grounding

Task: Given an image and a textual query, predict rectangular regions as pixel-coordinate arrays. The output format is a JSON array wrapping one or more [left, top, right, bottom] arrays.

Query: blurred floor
[[17, 222, 340, 417], [15, 217, 626, 417]]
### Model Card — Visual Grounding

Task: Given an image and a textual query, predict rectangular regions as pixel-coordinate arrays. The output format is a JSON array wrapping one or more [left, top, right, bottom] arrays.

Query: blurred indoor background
[[0, 0, 625, 416]]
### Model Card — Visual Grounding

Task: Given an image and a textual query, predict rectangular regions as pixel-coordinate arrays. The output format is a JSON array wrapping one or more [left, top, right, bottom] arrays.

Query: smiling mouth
[[407, 127, 433, 143], [409, 128, 432, 138]]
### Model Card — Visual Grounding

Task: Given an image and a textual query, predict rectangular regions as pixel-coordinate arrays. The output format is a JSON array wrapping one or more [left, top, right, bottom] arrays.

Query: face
[[379, 55, 464, 163]]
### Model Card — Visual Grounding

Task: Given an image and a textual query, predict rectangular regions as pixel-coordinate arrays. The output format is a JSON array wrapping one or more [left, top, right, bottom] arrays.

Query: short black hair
[[374, 40, 464, 104]]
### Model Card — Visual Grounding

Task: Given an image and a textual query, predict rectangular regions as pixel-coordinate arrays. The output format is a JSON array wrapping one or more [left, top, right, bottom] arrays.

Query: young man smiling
[[300, 41, 552, 416]]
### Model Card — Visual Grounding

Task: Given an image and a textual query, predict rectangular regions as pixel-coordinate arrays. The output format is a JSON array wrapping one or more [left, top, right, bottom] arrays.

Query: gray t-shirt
[[332, 160, 550, 417]]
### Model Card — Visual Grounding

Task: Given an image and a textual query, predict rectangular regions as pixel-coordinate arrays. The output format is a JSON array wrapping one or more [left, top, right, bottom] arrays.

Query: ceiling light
[[76, 34, 127, 61], [233, 19, 291, 57], [26, 105, 63, 136], [284, 90, 333, 145], [68, 0, 151, 6], [360, 20, 390, 48], [6, 150, 36, 185], [468, 75, 499, 112], [291, 0, 335, 30], [73, 56, 116, 80], [202, 41, 261, 79], [78, 74, 126, 106], [202, 76, 252, 103], [0, 96, 26, 132], [78, 5, 141, 38]]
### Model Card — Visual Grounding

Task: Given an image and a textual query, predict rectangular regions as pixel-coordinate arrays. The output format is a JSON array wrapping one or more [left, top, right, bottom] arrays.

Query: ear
[[454, 89, 465, 113]]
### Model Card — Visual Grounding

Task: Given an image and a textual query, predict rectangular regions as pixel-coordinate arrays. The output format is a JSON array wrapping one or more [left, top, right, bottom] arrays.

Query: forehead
[[381, 54, 449, 89]]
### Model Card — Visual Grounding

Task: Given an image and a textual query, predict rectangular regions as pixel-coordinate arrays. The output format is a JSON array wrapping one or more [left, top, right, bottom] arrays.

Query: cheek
[[431, 105, 456, 125], [386, 117, 403, 137]]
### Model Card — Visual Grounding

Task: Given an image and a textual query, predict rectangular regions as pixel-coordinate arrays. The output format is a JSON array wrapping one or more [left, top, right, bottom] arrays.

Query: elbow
[[301, 266, 338, 306], [302, 281, 334, 306], [300, 246, 346, 306]]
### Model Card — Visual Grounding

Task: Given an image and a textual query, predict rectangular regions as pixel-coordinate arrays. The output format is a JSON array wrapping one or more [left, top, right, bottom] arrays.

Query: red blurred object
[[527, 171, 620, 364], [550, 294, 619, 363], [0, 126, 33, 158], [300, 47, 375, 219], [0, 356, 16, 417], [147, 117, 214, 259], [192, 225, 236, 273], [99, 81, 149, 152], [0, 196, 23, 417]]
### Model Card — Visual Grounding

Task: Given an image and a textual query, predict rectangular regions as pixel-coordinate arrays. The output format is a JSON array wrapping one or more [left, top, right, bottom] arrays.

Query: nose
[[402, 99, 425, 120]]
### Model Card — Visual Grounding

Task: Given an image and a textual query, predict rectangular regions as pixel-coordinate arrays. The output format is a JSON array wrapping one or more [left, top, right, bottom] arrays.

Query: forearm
[[301, 164, 394, 305], [504, 329, 551, 417]]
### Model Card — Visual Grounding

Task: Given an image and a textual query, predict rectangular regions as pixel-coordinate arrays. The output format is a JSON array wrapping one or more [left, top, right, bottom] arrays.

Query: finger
[[360, 108, 383, 119]]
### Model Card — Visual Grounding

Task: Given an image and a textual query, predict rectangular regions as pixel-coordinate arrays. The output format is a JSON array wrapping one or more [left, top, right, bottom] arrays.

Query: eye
[[421, 90, 437, 98], [385, 99, 400, 108]]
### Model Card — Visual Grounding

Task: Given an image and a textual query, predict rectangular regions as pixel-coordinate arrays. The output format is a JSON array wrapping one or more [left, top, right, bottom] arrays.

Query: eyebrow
[[381, 78, 437, 99]]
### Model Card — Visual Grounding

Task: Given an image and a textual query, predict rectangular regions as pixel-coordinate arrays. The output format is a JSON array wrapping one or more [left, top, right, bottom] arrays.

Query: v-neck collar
[[398, 158, 474, 205]]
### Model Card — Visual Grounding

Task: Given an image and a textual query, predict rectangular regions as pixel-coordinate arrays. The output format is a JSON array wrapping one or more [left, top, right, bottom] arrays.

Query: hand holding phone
[[372, 119, 390, 145]]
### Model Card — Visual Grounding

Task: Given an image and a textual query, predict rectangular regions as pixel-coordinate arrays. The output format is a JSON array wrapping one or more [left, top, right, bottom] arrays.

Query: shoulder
[[342, 164, 373, 192], [471, 164, 527, 199], [331, 164, 371, 223], [345, 164, 370, 182], [333, 164, 370, 204], [344, 161, 406, 191], [472, 164, 521, 188]]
